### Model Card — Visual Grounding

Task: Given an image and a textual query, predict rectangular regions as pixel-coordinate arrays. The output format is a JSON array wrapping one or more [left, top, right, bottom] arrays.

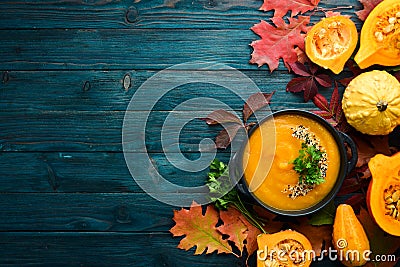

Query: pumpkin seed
[[389, 17, 397, 24], [392, 209, 398, 219], [392, 190, 400, 202], [385, 197, 394, 204], [386, 204, 396, 210]]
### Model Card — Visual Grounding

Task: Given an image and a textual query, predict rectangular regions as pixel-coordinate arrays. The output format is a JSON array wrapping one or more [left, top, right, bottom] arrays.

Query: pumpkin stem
[[376, 100, 388, 111]]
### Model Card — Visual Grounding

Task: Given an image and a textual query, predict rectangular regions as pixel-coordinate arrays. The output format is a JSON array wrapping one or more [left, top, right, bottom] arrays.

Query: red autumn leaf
[[217, 208, 248, 254], [250, 16, 311, 72], [349, 132, 392, 168], [287, 61, 332, 101], [329, 82, 340, 112], [394, 70, 400, 83], [356, 0, 384, 21], [294, 48, 308, 64], [337, 177, 362, 196], [311, 82, 345, 129], [170, 202, 236, 256], [243, 91, 275, 123], [252, 205, 285, 234], [215, 123, 244, 149], [357, 208, 400, 267], [200, 109, 242, 125], [339, 60, 364, 86], [344, 193, 365, 213], [260, 0, 320, 18], [312, 93, 329, 112], [324, 10, 342, 17], [289, 217, 333, 256]]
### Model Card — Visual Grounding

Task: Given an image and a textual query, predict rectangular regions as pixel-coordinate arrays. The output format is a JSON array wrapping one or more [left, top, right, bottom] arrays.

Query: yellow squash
[[342, 70, 400, 135]]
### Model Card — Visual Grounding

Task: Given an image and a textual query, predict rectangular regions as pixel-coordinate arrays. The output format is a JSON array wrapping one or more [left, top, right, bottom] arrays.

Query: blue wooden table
[[0, 0, 384, 266]]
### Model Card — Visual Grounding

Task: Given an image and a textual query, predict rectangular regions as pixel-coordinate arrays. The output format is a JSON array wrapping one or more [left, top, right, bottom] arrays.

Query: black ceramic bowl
[[231, 109, 357, 216]]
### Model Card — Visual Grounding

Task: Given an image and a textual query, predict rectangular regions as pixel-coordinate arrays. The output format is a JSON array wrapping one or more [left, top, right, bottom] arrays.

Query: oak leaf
[[243, 91, 275, 123], [356, 0, 384, 21], [260, 0, 320, 18], [170, 201, 236, 256], [250, 16, 311, 72], [217, 208, 248, 254]]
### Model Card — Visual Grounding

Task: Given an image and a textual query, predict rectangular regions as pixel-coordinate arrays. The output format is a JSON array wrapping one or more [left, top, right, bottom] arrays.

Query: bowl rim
[[235, 109, 348, 216]]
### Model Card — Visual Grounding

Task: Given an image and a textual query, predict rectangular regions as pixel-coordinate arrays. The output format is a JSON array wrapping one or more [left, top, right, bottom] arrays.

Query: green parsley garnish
[[206, 159, 266, 233], [291, 142, 326, 185]]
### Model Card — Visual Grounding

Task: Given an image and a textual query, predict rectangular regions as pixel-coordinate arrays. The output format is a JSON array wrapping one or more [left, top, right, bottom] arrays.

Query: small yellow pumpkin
[[342, 70, 400, 135], [332, 204, 370, 267], [305, 15, 358, 74], [354, 0, 400, 69]]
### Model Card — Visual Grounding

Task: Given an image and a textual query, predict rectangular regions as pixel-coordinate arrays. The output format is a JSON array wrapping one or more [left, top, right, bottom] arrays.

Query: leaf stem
[[234, 195, 267, 234]]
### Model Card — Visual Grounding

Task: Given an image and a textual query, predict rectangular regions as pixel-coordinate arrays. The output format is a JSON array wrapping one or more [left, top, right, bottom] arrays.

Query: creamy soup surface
[[242, 114, 341, 211]]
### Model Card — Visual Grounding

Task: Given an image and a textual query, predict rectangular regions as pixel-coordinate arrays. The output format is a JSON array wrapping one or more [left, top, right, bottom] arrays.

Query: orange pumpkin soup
[[242, 114, 341, 211]]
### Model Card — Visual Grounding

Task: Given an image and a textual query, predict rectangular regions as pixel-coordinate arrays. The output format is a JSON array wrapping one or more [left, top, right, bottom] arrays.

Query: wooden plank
[[0, 232, 341, 266], [0, 27, 362, 71], [0, 0, 361, 30], [0, 152, 232, 193], [0, 193, 176, 231], [0, 69, 321, 112], [0, 109, 305, 152], [0, 232, 242, 266], [0, 28, 265, 70]]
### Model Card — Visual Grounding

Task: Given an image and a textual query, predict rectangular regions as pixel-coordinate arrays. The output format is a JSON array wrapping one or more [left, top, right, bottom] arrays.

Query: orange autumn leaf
[[260, 0, 320, 18], [170, 201, 236, 256], [250, 16, 311, 72], [217, 208, 248, 254]]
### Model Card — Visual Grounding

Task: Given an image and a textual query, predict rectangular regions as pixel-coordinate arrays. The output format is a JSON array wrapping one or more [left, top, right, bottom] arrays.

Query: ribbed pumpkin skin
[[342, 70, 400, 135], [354, 0, 400, 69], [332, 204, 370, 266]]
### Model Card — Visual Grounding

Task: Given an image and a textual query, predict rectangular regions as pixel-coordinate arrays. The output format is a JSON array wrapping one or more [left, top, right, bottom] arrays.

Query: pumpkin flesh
[[305, 16, 358, 74], [257, 230, 313, 267], [355, 0, 400, 68], [367, 152, 400, 237]]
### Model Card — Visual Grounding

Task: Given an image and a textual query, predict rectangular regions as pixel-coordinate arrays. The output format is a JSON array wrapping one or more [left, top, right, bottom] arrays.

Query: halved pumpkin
[[354, 0, 400, 68], [305, 16, 358, 74], [257, 230, 313, 267], [367, 152, 400, 236]]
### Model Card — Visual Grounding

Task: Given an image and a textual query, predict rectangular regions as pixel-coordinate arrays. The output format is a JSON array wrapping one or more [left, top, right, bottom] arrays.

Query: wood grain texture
[[0, 232, 242, 266], [0, 193, 176, 231], [0, 152, 231, 193], [0, 0, 392, 266], [0, 0, 362, 29], [0, 70, 335, 112]]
